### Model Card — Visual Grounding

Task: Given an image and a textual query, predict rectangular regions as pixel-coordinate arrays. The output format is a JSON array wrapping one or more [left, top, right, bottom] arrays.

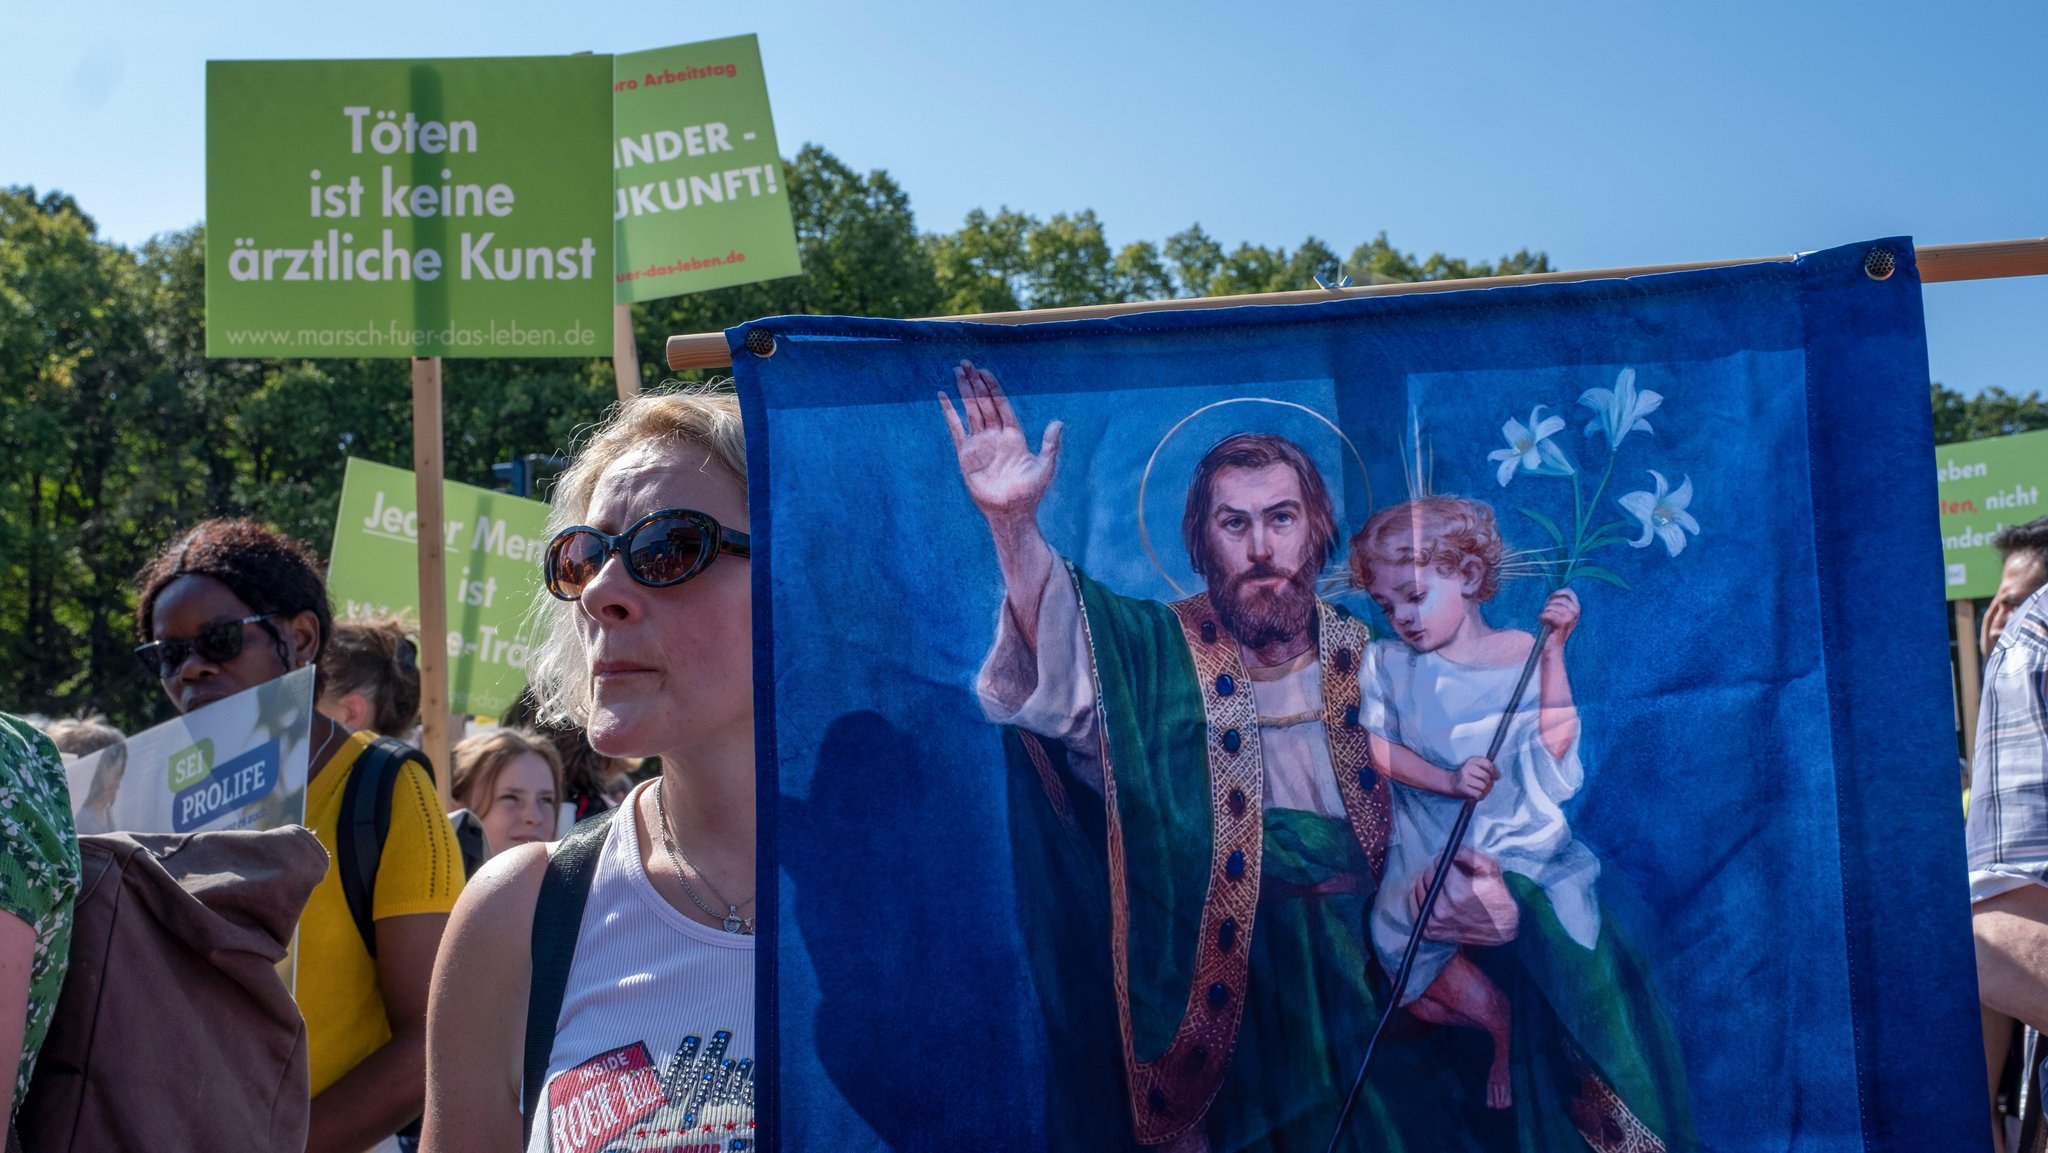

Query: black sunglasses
[[134, 614, 285, 678], [544, 508, 750, 601]]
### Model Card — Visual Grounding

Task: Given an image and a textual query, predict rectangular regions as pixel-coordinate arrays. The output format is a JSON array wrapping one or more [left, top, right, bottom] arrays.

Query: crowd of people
[[0, 386, 751, 1152], [0, 378, 2045, 1152]]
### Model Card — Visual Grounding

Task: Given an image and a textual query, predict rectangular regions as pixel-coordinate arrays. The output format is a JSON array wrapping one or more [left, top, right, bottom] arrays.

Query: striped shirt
[[1968, 585, 2048, 898]]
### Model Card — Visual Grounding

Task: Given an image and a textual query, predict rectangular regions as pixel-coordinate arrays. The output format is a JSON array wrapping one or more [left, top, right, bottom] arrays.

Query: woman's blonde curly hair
[[524, 383, 746, 727]]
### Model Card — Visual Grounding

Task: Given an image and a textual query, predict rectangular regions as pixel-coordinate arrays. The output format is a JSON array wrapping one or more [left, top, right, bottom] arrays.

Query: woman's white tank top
[[526, 780, 756, 1153]]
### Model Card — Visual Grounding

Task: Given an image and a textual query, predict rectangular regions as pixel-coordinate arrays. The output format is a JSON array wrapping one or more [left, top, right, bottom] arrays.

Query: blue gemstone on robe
[[1226, 850, 1245, 879], [1148, 1087, 1167, 1114], [1201, 620, 1217, 644], [1227, 787, 1246, 816], [1218, 917, 1238, 952], [1357, 766, 1378, 792], [1343, 705, 1360, 729], [1208, 982, 1231, 1008], [1216, 674, 1236, 697], [1222, 728, 1241, 753], [1186, 1045, 1208, 1071], [1335, 649, 1355, 674]]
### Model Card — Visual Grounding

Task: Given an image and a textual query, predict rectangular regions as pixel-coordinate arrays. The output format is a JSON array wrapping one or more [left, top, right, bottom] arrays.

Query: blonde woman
[[423, 387, 756, 1152], [450, 729, 563, 857]]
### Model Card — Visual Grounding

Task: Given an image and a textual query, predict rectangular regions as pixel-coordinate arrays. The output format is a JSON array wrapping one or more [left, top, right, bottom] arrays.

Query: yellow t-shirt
[[299, 730, 466, 1096]]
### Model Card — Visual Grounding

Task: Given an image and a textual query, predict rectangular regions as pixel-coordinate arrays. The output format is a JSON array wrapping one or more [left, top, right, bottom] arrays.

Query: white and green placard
[[327, 458, 551, 716], [613, 36, 801, 302], [63, 666, 314, 836], [1937, 426, 2048, 599], [207, 55, 615, 358]]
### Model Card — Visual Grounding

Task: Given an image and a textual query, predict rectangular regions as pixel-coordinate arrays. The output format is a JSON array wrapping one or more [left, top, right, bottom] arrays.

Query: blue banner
[[732, 239, 1979, 1151]]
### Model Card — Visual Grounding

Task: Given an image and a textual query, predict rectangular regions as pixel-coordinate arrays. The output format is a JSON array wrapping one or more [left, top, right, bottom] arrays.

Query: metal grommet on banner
[[1863, 247, 1897, 281], [744, 329, 777, 358]]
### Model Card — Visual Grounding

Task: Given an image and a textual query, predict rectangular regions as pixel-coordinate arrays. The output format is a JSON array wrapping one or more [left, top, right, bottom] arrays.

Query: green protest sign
[[207, 55, 614, 358], [613, 36, 801, 302], [1937, 427, 2048, 599], [327, 458, 551, 716]]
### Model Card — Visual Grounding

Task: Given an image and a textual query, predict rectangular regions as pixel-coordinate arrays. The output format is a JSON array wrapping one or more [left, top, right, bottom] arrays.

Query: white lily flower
[[1579, 367, 1664, 449], [1487, 406, 1575, 486], [1618, 470, 1700, 556]]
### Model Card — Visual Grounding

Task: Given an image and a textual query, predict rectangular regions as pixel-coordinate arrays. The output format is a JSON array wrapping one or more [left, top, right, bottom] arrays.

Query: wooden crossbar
[[663, 236, 2048, 372]]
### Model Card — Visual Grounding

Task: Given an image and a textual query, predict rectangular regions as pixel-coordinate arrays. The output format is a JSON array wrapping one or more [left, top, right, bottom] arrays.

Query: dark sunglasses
[[544, 508, 750, 601], [134, 614, 284, 678]]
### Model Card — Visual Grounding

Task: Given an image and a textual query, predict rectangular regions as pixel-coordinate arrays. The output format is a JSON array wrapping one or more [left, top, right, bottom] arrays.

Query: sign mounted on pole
[[612, 35, 801, 303], [206, 54, 615, 358], [1936, 426, 2048, 599], [326, 457, 551, 719]]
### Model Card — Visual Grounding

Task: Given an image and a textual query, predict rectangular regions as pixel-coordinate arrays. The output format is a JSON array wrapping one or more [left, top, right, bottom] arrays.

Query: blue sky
[[5, 0, 2041, 395]]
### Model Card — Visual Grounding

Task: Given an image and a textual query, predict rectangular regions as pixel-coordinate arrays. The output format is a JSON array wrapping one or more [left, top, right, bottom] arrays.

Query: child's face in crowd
[[1362, 552, 1477, 654], [474, 752, 558, 855]]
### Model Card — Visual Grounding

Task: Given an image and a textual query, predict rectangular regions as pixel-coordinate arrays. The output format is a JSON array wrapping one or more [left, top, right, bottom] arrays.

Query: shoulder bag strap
[[338, 736, 430, 958], [521, 807, 619, 1144]]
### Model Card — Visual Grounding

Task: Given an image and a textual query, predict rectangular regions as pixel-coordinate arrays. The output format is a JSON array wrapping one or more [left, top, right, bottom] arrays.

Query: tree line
[[3, 144, 2040, 731]]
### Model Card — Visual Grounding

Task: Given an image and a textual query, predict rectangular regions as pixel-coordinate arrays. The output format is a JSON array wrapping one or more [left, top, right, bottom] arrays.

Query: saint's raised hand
[[939, 360, 1064, 520]]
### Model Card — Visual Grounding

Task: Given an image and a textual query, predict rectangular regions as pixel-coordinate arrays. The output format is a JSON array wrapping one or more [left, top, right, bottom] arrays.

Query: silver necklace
[[310, 719, 344, 771], [655, 780, 755, 934]]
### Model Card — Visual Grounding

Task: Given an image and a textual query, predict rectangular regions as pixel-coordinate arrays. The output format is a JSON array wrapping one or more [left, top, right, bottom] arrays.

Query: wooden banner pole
[[664, 235, 2048, 372], [411, 355, 455, 810], [1956, 598, 1983, 762], [613, 302, 642, 403]]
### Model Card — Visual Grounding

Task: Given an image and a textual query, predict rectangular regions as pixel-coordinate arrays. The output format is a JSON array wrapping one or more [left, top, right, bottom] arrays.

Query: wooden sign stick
[[411, 355, 455, 809], [613, 302, 642, 403]]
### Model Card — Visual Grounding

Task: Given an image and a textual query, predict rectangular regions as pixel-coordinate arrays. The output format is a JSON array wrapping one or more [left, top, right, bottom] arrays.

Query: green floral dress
[[0, 714, 79, 1117]]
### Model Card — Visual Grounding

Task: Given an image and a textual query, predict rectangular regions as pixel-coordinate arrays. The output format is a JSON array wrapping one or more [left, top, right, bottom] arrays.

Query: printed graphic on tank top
[[542, 1033, 753, 1152], [530, 781, 755, 1153]]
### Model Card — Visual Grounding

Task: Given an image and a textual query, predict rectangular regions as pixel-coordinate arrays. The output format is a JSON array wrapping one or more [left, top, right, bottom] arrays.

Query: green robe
[[1004, 567, 1694, 1152]]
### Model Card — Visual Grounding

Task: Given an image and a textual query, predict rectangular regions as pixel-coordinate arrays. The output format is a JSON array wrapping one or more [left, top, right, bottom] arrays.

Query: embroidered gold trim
[[1321, 604, 1390, 880], [1079, 572, 1392, 1144], [1017, 730, 1074, 826], [1079, 566, 1263, 1146], [1565, 1041, 1667, 1153]]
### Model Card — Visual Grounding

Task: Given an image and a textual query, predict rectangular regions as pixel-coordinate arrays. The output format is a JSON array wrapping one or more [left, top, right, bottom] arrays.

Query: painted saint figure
[[1350, 497, 1594, 1111], [1346, 495, 1697, 1152], [940, 363, 1517, 1151]]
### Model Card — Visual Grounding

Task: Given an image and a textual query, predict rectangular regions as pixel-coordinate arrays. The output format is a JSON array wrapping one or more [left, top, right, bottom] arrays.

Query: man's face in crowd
[[1984, 552, 2048, 654], [1203, 462, 1319, 650]]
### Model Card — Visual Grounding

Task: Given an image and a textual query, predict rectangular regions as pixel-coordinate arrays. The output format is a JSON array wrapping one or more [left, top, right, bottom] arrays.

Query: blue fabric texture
[[730, 238, 1979, 1152]]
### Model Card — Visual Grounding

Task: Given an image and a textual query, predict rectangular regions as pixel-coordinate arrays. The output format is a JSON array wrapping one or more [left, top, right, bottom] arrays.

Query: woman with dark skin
[[137, 519, 461, 1153]]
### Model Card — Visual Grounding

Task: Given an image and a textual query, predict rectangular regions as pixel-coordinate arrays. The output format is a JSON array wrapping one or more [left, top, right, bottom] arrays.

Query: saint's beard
[[1210, 560, 1318, 651]]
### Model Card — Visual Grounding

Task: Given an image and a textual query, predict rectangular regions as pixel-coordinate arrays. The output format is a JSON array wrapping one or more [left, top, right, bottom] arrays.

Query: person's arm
[[307, 912, 448, 1153], [1536, 590, 1582, 761], [0, 909, 33, 1121], [1369, 732, 1496, 801], [940, 360, 1064, 649], [420, 843, 548, 1153]]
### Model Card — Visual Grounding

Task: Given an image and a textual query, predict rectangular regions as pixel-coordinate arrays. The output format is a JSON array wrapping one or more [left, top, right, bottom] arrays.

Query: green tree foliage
[[1932, 382, 2048, 445], [642, 144, 943, 354], [2, 148, 1597, 728]]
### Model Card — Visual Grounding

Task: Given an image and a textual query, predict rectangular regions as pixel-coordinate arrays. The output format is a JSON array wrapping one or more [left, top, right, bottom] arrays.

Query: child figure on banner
[[1348, 495, 1602, 1110]]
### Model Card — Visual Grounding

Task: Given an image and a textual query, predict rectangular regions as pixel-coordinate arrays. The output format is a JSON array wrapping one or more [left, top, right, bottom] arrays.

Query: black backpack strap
[[521, 807, 618, 1145], [337, 736, 433, 959]]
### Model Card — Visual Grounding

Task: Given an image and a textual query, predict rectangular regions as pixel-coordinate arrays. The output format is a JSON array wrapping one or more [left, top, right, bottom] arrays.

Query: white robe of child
[[1365, 638, 1603, 1003]]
